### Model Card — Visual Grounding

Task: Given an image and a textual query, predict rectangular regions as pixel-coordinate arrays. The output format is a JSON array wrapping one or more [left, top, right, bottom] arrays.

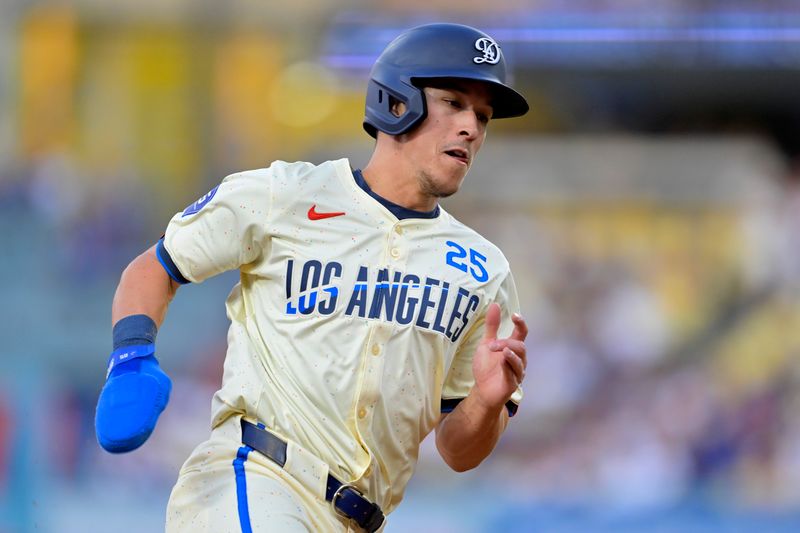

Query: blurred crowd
[[447, 161, 800, 520]]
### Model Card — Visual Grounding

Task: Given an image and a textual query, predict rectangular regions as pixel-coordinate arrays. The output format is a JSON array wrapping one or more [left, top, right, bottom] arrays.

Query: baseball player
[[95, 23, 529, 532]]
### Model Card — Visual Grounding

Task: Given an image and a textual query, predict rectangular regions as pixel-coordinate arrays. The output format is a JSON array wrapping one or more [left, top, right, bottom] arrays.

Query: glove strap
[[106, 344, 156, 378]]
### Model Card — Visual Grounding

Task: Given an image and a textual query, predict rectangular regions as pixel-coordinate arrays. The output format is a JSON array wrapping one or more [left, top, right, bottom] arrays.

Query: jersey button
[[394, 226, 403, 235], [371, 344, 381, 356], [358, 407, 367, 419], [390, 247, 400, 259]]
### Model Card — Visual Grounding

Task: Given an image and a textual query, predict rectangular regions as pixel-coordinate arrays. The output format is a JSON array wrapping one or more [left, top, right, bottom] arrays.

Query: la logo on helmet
[[473, 37, 500, 64]]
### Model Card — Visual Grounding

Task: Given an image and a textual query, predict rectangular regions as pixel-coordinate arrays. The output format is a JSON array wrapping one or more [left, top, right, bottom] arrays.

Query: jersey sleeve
[[441, 270, 524, 417], [161, 168, 274, 283]]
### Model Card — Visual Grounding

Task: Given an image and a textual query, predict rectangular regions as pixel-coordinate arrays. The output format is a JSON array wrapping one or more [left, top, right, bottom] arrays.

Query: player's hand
[[95, 352, 172, 453], [471, 303, 528, 411]]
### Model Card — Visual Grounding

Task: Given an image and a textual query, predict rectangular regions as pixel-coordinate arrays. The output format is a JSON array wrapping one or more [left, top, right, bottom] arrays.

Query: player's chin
[[429, 174, 464, 198], [421, 162, 467, 198], [434, 180, 461, 198], [443, 161, 470, 186], [422, 179, 459, 199]]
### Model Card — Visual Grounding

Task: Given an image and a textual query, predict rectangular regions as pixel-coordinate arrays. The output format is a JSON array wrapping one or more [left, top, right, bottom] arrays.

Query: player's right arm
[[95, 244, 182, 454], [112, 245, 181, 326], [96, 166, 279, 454]]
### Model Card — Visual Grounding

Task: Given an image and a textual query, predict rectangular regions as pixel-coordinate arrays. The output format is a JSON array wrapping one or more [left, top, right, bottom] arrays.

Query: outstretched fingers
[[484, 306, 529, 379]]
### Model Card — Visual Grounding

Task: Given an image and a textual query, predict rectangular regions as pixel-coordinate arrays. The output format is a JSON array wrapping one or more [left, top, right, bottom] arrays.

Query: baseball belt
[[241, 419, 385, 533]]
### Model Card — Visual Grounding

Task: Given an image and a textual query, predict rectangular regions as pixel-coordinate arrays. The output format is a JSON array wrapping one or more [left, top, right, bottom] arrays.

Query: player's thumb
[[483, 302, 501, 341]]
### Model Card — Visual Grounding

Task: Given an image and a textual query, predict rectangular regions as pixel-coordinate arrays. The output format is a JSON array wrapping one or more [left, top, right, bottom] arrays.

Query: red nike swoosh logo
[[308, 205, 346, 220]]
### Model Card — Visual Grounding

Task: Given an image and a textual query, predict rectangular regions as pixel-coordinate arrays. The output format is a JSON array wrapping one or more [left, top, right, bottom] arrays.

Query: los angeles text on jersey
[[284, 259, 480, 342]]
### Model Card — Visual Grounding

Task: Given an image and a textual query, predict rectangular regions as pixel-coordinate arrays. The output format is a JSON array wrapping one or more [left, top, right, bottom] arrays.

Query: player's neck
[[361, 152, 438, 213]]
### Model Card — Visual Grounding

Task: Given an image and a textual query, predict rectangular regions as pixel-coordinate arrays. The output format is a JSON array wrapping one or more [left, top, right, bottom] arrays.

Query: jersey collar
[[352, 169, 440, 220]]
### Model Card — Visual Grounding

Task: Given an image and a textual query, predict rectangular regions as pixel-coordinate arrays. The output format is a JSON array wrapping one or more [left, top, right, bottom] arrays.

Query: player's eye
[[444, 98, 462, 109]]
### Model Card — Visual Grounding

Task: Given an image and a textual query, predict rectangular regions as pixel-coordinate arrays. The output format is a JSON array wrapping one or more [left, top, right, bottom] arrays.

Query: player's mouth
[[443, 147, 470, 166]]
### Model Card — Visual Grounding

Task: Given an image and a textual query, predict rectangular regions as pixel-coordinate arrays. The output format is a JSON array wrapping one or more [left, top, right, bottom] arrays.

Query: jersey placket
[[351, 221, 408, 488]]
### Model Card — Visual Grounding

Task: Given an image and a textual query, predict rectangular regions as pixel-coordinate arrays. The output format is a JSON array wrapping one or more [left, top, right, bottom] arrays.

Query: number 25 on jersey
[[445, 241, 488, 282]]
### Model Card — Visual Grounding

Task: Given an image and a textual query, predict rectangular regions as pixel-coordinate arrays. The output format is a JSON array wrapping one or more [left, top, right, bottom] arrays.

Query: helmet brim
[[411, 75, 529, 120]]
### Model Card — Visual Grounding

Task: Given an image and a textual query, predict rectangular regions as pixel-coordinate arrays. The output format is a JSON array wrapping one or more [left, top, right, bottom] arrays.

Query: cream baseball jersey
[[159, 158, 523, 512]]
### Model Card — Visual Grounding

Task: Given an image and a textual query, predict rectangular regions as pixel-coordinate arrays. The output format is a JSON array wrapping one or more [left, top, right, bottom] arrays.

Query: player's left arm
[[435, 302, 527, 472]]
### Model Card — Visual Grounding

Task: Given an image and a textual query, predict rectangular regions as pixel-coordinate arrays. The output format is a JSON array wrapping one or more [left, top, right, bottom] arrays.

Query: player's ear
[[389, 95, 407, 118]]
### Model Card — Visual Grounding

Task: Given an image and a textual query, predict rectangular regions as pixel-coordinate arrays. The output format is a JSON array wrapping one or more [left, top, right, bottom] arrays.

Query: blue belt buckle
[[331, 483, 362, 520]]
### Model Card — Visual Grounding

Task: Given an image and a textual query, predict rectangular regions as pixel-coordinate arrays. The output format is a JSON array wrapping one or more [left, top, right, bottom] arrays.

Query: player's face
[[401, 80, 493, 199]]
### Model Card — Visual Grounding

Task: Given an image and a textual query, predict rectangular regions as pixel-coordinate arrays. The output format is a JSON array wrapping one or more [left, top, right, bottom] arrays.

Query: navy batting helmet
[[363, 23, 529, 138]]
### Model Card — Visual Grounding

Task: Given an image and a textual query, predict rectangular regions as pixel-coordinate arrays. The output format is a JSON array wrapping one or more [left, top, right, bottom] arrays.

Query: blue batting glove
[[95, 344, 172, 453]]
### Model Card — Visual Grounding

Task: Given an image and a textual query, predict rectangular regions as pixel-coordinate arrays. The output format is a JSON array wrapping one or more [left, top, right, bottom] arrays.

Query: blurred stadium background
[[2, 1, 800, 531]]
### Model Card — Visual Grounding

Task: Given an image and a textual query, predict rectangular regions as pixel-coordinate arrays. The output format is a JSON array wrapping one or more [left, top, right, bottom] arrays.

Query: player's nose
[[456, 111, 483, 141]]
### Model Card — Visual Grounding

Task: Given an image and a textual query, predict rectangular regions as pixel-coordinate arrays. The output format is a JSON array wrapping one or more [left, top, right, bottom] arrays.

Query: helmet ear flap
[[364, 79, 427, 138]]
